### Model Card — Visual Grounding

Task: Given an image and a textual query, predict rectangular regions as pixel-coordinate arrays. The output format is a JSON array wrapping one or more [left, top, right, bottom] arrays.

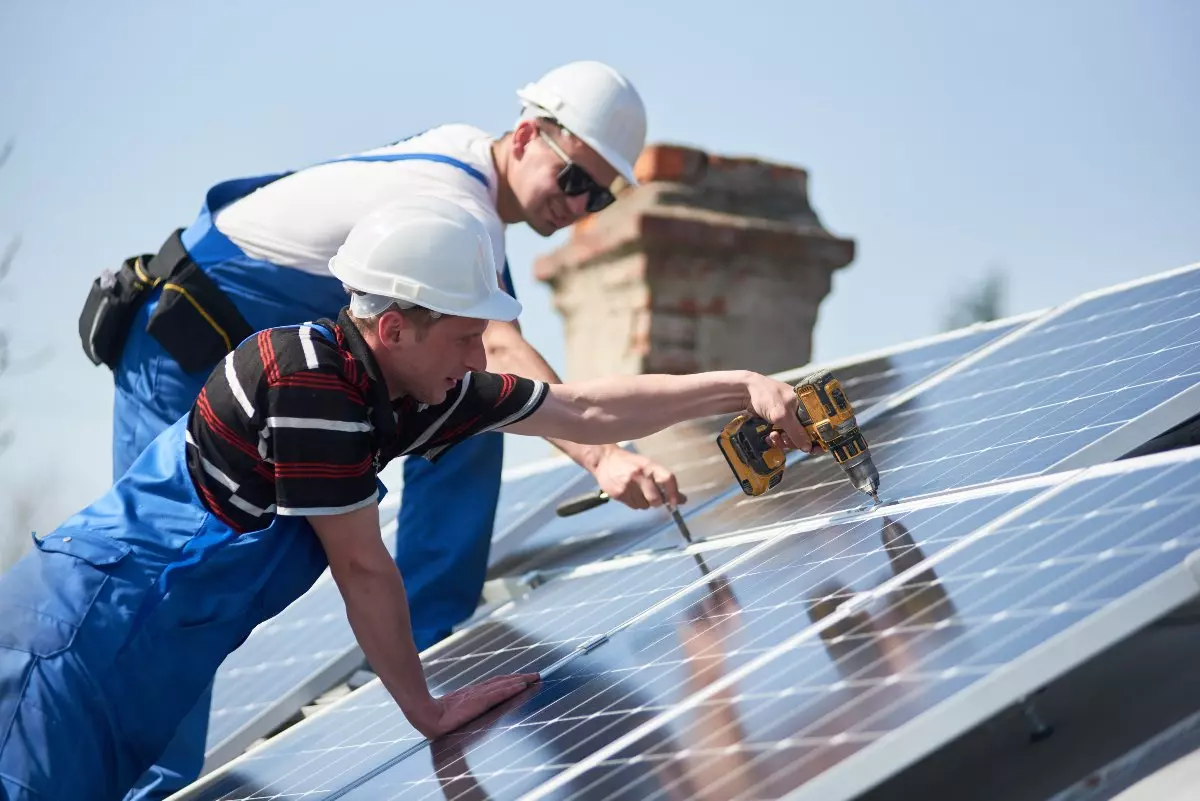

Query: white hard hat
[[329, 197, 521, 322], [517, 60, 647, 188]]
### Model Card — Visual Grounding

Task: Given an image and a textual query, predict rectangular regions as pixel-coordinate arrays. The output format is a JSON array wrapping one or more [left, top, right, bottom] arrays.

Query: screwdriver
[[556, 484, 696, 545]]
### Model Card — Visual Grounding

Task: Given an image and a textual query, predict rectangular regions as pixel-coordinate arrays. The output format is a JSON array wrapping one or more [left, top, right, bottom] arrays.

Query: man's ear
[[511, 119, 538, 159], [376, 309, 407, 346]]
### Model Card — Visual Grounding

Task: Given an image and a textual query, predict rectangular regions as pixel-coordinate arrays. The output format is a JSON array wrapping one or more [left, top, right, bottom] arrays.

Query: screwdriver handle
[[555, 489, 610, 517]]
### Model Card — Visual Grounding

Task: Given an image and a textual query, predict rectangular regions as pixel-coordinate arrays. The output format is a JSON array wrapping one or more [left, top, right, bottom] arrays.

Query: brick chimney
[[534, 144, 856, 381]]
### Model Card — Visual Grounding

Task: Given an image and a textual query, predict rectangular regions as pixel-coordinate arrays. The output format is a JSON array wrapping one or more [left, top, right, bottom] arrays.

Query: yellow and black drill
[[717, 370, 882, 503]]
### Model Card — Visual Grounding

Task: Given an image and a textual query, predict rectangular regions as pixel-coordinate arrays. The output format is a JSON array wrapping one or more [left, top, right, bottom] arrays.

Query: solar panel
[[172, 444, 1200, 801], [170, 538, 765, 799], [491, 454, 589, 543], [516, 446, 1200, 801], [678, 265, 1200, 543], [772, 314, 1036, 410]]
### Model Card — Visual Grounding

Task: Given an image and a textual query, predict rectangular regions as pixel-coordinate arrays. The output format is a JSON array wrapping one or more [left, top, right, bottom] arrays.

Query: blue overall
[[106, 155, 509, 799], [0, 415, 344, 801]]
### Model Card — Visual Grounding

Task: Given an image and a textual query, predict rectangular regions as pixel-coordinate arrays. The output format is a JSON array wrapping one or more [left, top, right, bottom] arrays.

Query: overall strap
[[318, 152, 489, 189], [306, 322, 335, 342]]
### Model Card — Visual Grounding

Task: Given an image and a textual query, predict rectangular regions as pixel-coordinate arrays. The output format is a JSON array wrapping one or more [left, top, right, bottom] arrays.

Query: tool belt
[[78, 229, 254, 373]]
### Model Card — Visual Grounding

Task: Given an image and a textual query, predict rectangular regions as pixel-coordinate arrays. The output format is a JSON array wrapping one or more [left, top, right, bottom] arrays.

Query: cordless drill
[[717, 370, 882, 503]]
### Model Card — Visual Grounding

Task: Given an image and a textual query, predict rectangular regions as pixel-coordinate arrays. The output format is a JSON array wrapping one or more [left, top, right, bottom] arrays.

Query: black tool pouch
[[78, 253, 159, 369], [144, 231, 254, 374]]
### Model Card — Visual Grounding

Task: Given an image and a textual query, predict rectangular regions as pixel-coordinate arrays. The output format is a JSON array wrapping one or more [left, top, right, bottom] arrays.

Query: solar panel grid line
[[184, 482, 1161, 801], [455, 535, 795, 688], [524, 526, 1033, 797], [877, 304, 1200, 436], [855, 265, 1199, 430], [770, 309, 1044, 388], [870, 297, 1200, 474], [1059, 261, 1200, 306], [632, 477, 1200, 801], [1051, 381, 1200, 474], [717, 315, 1049, 485], [202, 645, 368, 774], [323, 741, 432, 801], [858, 330, 1194, 491], [173, 668, 465, 795], [193, 694, 421, 800], [517, 448, 1200, 801]]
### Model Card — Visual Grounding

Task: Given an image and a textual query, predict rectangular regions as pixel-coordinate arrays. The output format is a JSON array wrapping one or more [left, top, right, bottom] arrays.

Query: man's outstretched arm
[[504, 369, 811, 455], [309, 504, 537, 739]]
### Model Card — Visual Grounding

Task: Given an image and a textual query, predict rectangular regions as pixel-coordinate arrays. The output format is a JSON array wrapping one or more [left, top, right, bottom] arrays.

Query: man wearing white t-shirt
[[82, 60, 680, 801]]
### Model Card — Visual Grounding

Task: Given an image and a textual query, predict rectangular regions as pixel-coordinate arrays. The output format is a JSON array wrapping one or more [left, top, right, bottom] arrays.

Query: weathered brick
[[634, 144, 708, 184], [536, 144, 855, 379]]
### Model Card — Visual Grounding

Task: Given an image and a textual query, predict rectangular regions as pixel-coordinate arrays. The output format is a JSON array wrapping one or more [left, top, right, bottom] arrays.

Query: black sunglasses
[[538, 130, 617, 213]]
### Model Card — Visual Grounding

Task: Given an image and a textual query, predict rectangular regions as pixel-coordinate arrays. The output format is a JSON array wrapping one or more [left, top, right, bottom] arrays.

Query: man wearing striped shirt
[[188, 313, 549, 533], [0, 198, 812, 801]]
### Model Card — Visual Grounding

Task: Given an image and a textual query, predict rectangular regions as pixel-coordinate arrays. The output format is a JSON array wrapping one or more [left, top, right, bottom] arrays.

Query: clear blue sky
[[1, 0, 1197, 539]]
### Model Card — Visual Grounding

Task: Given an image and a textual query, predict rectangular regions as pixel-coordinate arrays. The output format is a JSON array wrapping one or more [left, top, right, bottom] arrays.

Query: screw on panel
[[1020, 691, 1055, 743]]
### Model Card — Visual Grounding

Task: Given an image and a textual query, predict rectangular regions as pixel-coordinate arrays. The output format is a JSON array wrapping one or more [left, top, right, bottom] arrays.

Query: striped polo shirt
[[185, 309, 547, 533]]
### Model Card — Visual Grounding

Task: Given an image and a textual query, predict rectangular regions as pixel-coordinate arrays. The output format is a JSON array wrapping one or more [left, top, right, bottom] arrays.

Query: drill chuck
[[844, 455, 881, 500]]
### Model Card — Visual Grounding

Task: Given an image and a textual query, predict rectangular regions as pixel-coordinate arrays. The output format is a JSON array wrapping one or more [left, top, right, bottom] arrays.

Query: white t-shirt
[[213, 124, 507, 281]]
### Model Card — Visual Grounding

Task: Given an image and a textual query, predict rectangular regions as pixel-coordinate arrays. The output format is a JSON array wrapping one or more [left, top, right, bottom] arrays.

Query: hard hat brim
[[444, 289, 522, 323]]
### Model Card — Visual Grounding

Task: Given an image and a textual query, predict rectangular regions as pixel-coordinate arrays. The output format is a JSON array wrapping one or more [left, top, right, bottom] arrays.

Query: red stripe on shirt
[[271, 373, 367, 403], [274, 452, 375, 479], [494, 373, 517, 406], [196, 480, 243, 529], [259, 330, 280, 386], [432, 414, 483, 444], [196, 391, 263, 463]]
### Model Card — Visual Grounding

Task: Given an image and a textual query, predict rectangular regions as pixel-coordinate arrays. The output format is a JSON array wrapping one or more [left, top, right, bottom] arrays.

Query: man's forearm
[[506, 371, 754, 444], [331, 561, 439, 725]]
